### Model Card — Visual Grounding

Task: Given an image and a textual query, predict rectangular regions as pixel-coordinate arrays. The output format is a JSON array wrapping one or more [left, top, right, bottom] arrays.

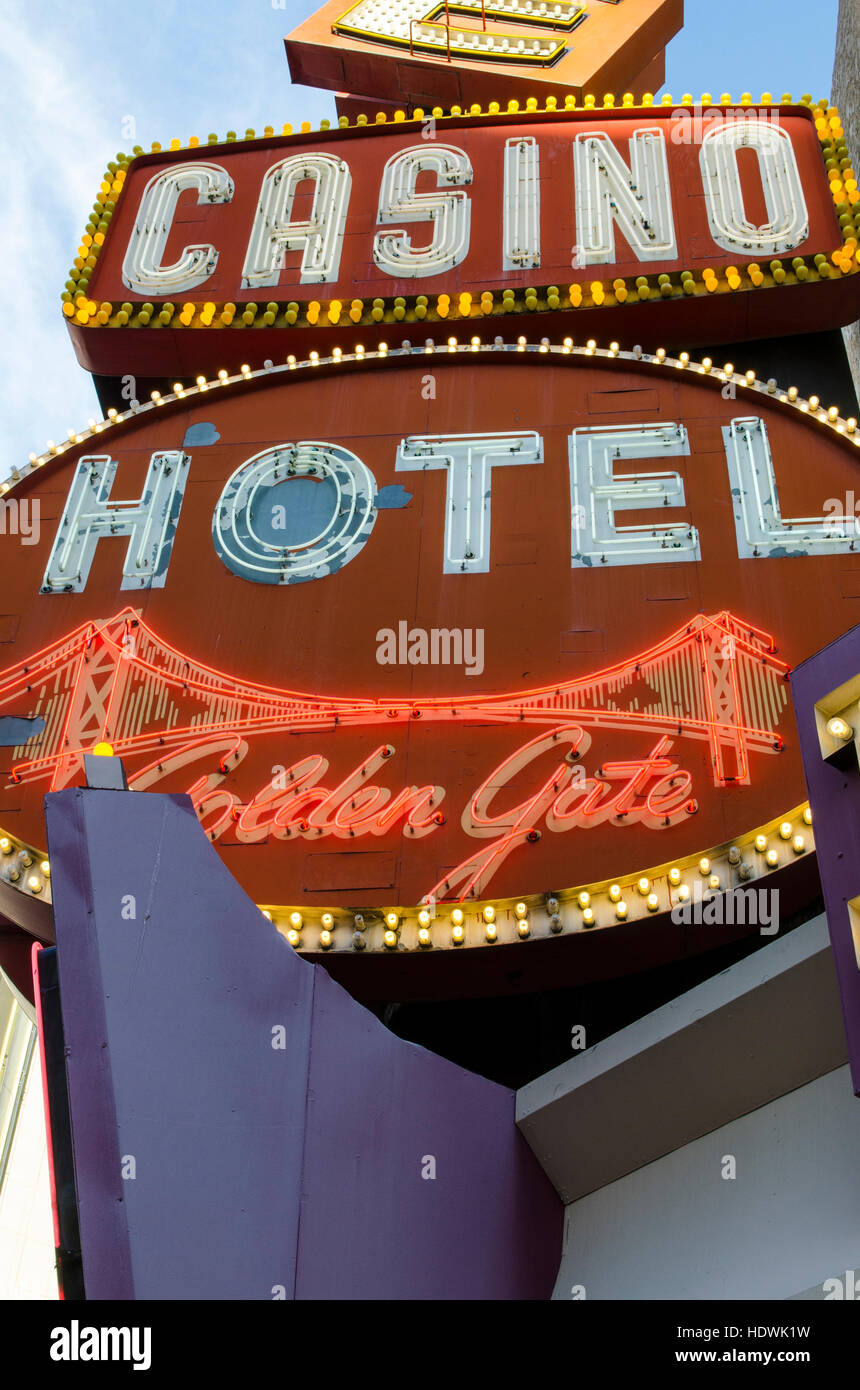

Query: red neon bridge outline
[[0, 608, 790, 792]]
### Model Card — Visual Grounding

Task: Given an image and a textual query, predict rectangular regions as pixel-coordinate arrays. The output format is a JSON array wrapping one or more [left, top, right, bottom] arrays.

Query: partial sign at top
[[285, 0, 683, 110]]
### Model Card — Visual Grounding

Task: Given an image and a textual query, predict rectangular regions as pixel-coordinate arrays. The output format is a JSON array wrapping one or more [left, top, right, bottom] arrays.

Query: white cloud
[[0, 2, 119, 466], [0, 0, 334, 473]]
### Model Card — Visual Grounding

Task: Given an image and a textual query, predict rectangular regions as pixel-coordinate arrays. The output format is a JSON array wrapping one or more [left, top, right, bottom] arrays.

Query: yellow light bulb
[[827, 715, 853, 741]]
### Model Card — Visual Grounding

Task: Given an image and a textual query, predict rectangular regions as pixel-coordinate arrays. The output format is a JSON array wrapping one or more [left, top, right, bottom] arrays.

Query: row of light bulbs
[[259, 808, 814, 952], [0, 837, 50, 896], [9, 339, 859, 500], [0, 805, 814, 931], [67, 197, 860, 332], [107, 96, 840, 157], [262, 901, 535, 949]]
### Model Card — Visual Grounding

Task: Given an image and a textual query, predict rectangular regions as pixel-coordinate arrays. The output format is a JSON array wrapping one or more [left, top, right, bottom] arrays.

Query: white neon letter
[[212, 442, 377, 585], [700, 119, 808, 255], [503, 136, 541, 270], [242, 153, 352, 287], [122, 163, 233, 295], [374, 145, 472, 279], [570, 423, 698, 568], [42, 453, 190, 593], [724, 416, 859, 557], [396, 432, 542, 573], [573, 128, 677, 265]]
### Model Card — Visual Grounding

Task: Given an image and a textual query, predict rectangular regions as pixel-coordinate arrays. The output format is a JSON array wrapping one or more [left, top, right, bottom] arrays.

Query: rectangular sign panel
[[65, 103, 860, 389]]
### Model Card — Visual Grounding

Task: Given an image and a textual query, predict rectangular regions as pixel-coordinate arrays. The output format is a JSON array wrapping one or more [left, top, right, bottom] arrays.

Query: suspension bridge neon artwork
[[0, 606, 790, 900]]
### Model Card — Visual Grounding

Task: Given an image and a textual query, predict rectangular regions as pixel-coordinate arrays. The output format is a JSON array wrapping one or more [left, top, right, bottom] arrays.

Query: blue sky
[[0, 0, 839, 468]]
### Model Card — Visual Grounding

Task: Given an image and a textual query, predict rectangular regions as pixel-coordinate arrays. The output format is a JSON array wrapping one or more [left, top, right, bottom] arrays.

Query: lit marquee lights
[[122, 163, 234, 296], [0, 771, 815, 951], [67, 94, 860, 368], [332, 0, 585, 64], [826, 715, 854, 741]]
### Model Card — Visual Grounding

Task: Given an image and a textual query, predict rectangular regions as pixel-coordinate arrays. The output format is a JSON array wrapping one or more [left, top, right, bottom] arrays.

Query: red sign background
[[2, 351, 858, 910], [88, 113, 839, 306]]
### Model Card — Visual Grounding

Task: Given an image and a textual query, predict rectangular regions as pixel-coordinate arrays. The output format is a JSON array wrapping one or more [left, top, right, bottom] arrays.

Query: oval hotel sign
[[1, 340, 858, 963]]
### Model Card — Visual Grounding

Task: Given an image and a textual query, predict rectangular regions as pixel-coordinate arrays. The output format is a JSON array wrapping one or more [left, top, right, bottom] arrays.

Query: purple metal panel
[[298, 966, 559, 1299], [45, 785, 560, 1299], [43, 790, 135, 1299], [47, 789, 312, 1299], [791, 623, 860, 1097]]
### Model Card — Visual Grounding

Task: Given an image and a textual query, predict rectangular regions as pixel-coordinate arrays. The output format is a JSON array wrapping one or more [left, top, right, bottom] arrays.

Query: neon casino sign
[[65, 101, 860, 383], [1, 342, 858, 957]]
